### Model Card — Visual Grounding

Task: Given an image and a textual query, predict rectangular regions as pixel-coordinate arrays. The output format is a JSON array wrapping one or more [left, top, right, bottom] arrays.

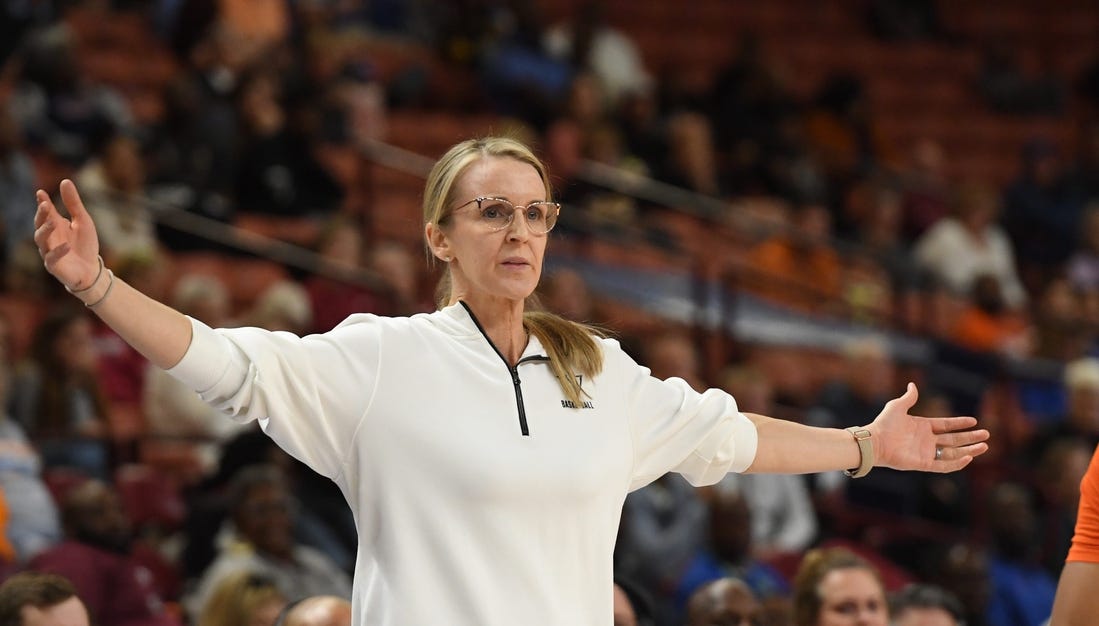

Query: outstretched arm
[[34, 180, 193, 369], [744, 383, 989, 475]]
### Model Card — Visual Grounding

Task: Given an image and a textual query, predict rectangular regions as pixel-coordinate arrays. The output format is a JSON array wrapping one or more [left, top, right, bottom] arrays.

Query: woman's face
[[430, 157, 549, 305], [816, 567, 888, 626]]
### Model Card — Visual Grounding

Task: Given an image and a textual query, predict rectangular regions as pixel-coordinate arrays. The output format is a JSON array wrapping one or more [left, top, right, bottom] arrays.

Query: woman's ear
[[425, 222, 451, 263]]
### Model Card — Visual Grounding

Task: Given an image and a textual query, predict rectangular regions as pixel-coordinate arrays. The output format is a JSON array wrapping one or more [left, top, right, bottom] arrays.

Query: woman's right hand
[[33, 179, 102, 291]]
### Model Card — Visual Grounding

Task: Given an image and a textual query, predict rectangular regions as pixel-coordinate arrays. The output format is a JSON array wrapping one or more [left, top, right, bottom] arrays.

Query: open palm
[[869, 383, 990, 473], [33, 179, 101, 290]]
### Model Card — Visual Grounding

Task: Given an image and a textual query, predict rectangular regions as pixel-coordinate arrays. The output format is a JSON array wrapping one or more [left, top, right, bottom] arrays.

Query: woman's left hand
[[866, 382, 990, 472]]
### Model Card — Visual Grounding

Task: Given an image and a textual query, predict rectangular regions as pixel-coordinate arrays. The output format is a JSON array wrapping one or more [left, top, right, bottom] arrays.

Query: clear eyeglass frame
[[451, 196, 561, 234]]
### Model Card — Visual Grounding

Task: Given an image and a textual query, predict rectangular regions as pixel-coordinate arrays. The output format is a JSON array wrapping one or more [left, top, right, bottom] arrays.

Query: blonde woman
[[197, 571, 286, 626], [33, 136, 989, 625]]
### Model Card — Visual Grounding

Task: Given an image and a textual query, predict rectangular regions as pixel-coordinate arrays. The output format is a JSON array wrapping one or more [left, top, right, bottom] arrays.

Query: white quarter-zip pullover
[[168, 302, 758, 625]]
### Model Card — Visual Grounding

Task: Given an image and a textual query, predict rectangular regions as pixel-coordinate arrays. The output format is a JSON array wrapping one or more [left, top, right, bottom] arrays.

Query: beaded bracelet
[[65, 255, 105, 294], [84, 269, 115, 308]]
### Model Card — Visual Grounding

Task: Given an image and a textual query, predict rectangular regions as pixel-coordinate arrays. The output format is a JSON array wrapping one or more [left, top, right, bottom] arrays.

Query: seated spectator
[[370, 240, 433, 316], [1067, 202, 1099, 292], [983, 483, 1057, 626], [197, 571, 287, 626], [675, 489, 790, 618], [274, 595, 351, 626], [10, 306, 110, 479], [1002, 138, 1084, 289], [950, 274, 1033, 357], [684, 577, 763, 626], [542, 1, 653, 109], [914, 182, 1027, 310], [976, 42, 1065, 116], [1028, 357, 1099, 462], [714, 365, 817, 556], [9, 25, 134, 165], [0, 105, 37, 267], [0, 313, 61, 562], [923, 542, 991, 626], [242, 281, 313, 335], [889, 583, 964, 626], [234, 71, 344, 218], [185, 465, 352, 619], [73, 130, 158, 263], [28, 479, 181, 625], [0, 571, 90, 626], [304, 218, 391, 334], [900, 138, 952, 240], [747, 204, 842, 313], [144, 274, 249, 477], [792, 547, 888, 626]]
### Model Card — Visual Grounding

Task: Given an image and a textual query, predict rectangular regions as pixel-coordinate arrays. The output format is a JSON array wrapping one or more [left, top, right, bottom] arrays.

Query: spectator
[[234, 70, 344, 218], [1066, 202, 1099, 292], [304, 218, 391, 334], [1028, 357, 1099, 469], [900, 138, 952, 240], [0, 572, 90, 626], [10, 306, 110, 479], [144, 274, 250, 477], [924, 542, 991, 626], [369, 240, 432, 316], [984, 483, 1056, 626], [28, 479, 181, 625], [0, 105, 36, 267], [8, 25, 133, 165], [889, 584, 964, 626], [714, 365, 818, 556], [792, 547, 888, 626], [949, 274, 1033, 357], [1002, 138, 1084, 290], [243, 281, 313, 335], [914, 183, 1027, 309], [684, 577, 764, 626], [748, 203, 842, 313], [274, 595, 351, 626], [543, 0, 652, 108], [197, 571, 287, 626], [674, 489, 791, 620], [73, 130, 157, 263], [185, 465, 352, 619], [0, 311, 61, 562]]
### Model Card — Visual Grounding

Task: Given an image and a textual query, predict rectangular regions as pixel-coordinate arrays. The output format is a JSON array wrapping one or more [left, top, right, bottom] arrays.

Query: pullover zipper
[[459, 302, 548, 436]]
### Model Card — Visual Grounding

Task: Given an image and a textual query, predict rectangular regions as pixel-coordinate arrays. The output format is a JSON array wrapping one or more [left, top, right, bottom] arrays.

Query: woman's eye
[[526, 208, 542, 221], [482, 206, 503, 219]]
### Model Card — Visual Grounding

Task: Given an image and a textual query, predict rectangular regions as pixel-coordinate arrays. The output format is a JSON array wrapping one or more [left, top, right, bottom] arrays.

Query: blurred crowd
[[0, 0, 1098, 625]]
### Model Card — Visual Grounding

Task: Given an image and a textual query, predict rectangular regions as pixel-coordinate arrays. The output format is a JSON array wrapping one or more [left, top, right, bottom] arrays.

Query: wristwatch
[[844, 426, 874, 478]]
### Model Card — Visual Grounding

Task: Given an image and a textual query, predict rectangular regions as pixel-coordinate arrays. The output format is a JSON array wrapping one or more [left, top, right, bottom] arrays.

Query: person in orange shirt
[[1049, 443, 1099, 625], [748, 203, 842, 312]]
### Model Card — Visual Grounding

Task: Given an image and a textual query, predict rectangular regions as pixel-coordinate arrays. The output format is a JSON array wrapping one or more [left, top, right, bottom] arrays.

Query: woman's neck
[[454, 295, 528, 365]]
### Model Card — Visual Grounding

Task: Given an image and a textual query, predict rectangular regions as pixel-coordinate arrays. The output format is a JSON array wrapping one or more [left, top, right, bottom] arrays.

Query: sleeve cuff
[[166, 317, 236, 394]]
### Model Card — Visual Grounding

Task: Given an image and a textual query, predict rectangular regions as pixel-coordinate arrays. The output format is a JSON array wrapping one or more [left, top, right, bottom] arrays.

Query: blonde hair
[[424, 136, 604, 406], [793, 547, 884, 626], [197, 571, 286, 626]]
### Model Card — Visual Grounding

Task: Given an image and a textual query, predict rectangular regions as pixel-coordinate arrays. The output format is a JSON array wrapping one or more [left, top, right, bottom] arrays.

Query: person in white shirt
[[32, 135, 989, 626]]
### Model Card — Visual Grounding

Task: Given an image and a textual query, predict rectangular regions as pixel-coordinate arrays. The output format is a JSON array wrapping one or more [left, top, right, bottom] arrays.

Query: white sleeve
[[167, 315, 382, 479], [602, 341, 758, 491]]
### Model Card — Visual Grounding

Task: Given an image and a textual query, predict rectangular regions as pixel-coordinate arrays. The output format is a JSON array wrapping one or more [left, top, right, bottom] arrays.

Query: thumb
[[889, 382, 919, 412]]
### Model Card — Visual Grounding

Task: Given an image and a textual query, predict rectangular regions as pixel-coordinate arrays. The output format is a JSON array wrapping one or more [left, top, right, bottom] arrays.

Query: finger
[[42, 242, 71, 267], [933, 442, 989, 471], [934, 455, 975, 473], [34, 193, 57, 229], [928, 415, 979, 433], [33, 219, 56, 251], [936, 429, 990, 448], [59, 179, 89, 221]]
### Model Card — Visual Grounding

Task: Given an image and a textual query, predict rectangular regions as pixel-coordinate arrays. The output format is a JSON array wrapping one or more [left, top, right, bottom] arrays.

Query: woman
[[33, 136, 989, 625], [793, 547, 888, 626], [197, 571, 287, 626]]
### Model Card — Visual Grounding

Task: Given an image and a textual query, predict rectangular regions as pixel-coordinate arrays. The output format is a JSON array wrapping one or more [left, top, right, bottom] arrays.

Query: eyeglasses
[[451, 197, 561, 235]]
